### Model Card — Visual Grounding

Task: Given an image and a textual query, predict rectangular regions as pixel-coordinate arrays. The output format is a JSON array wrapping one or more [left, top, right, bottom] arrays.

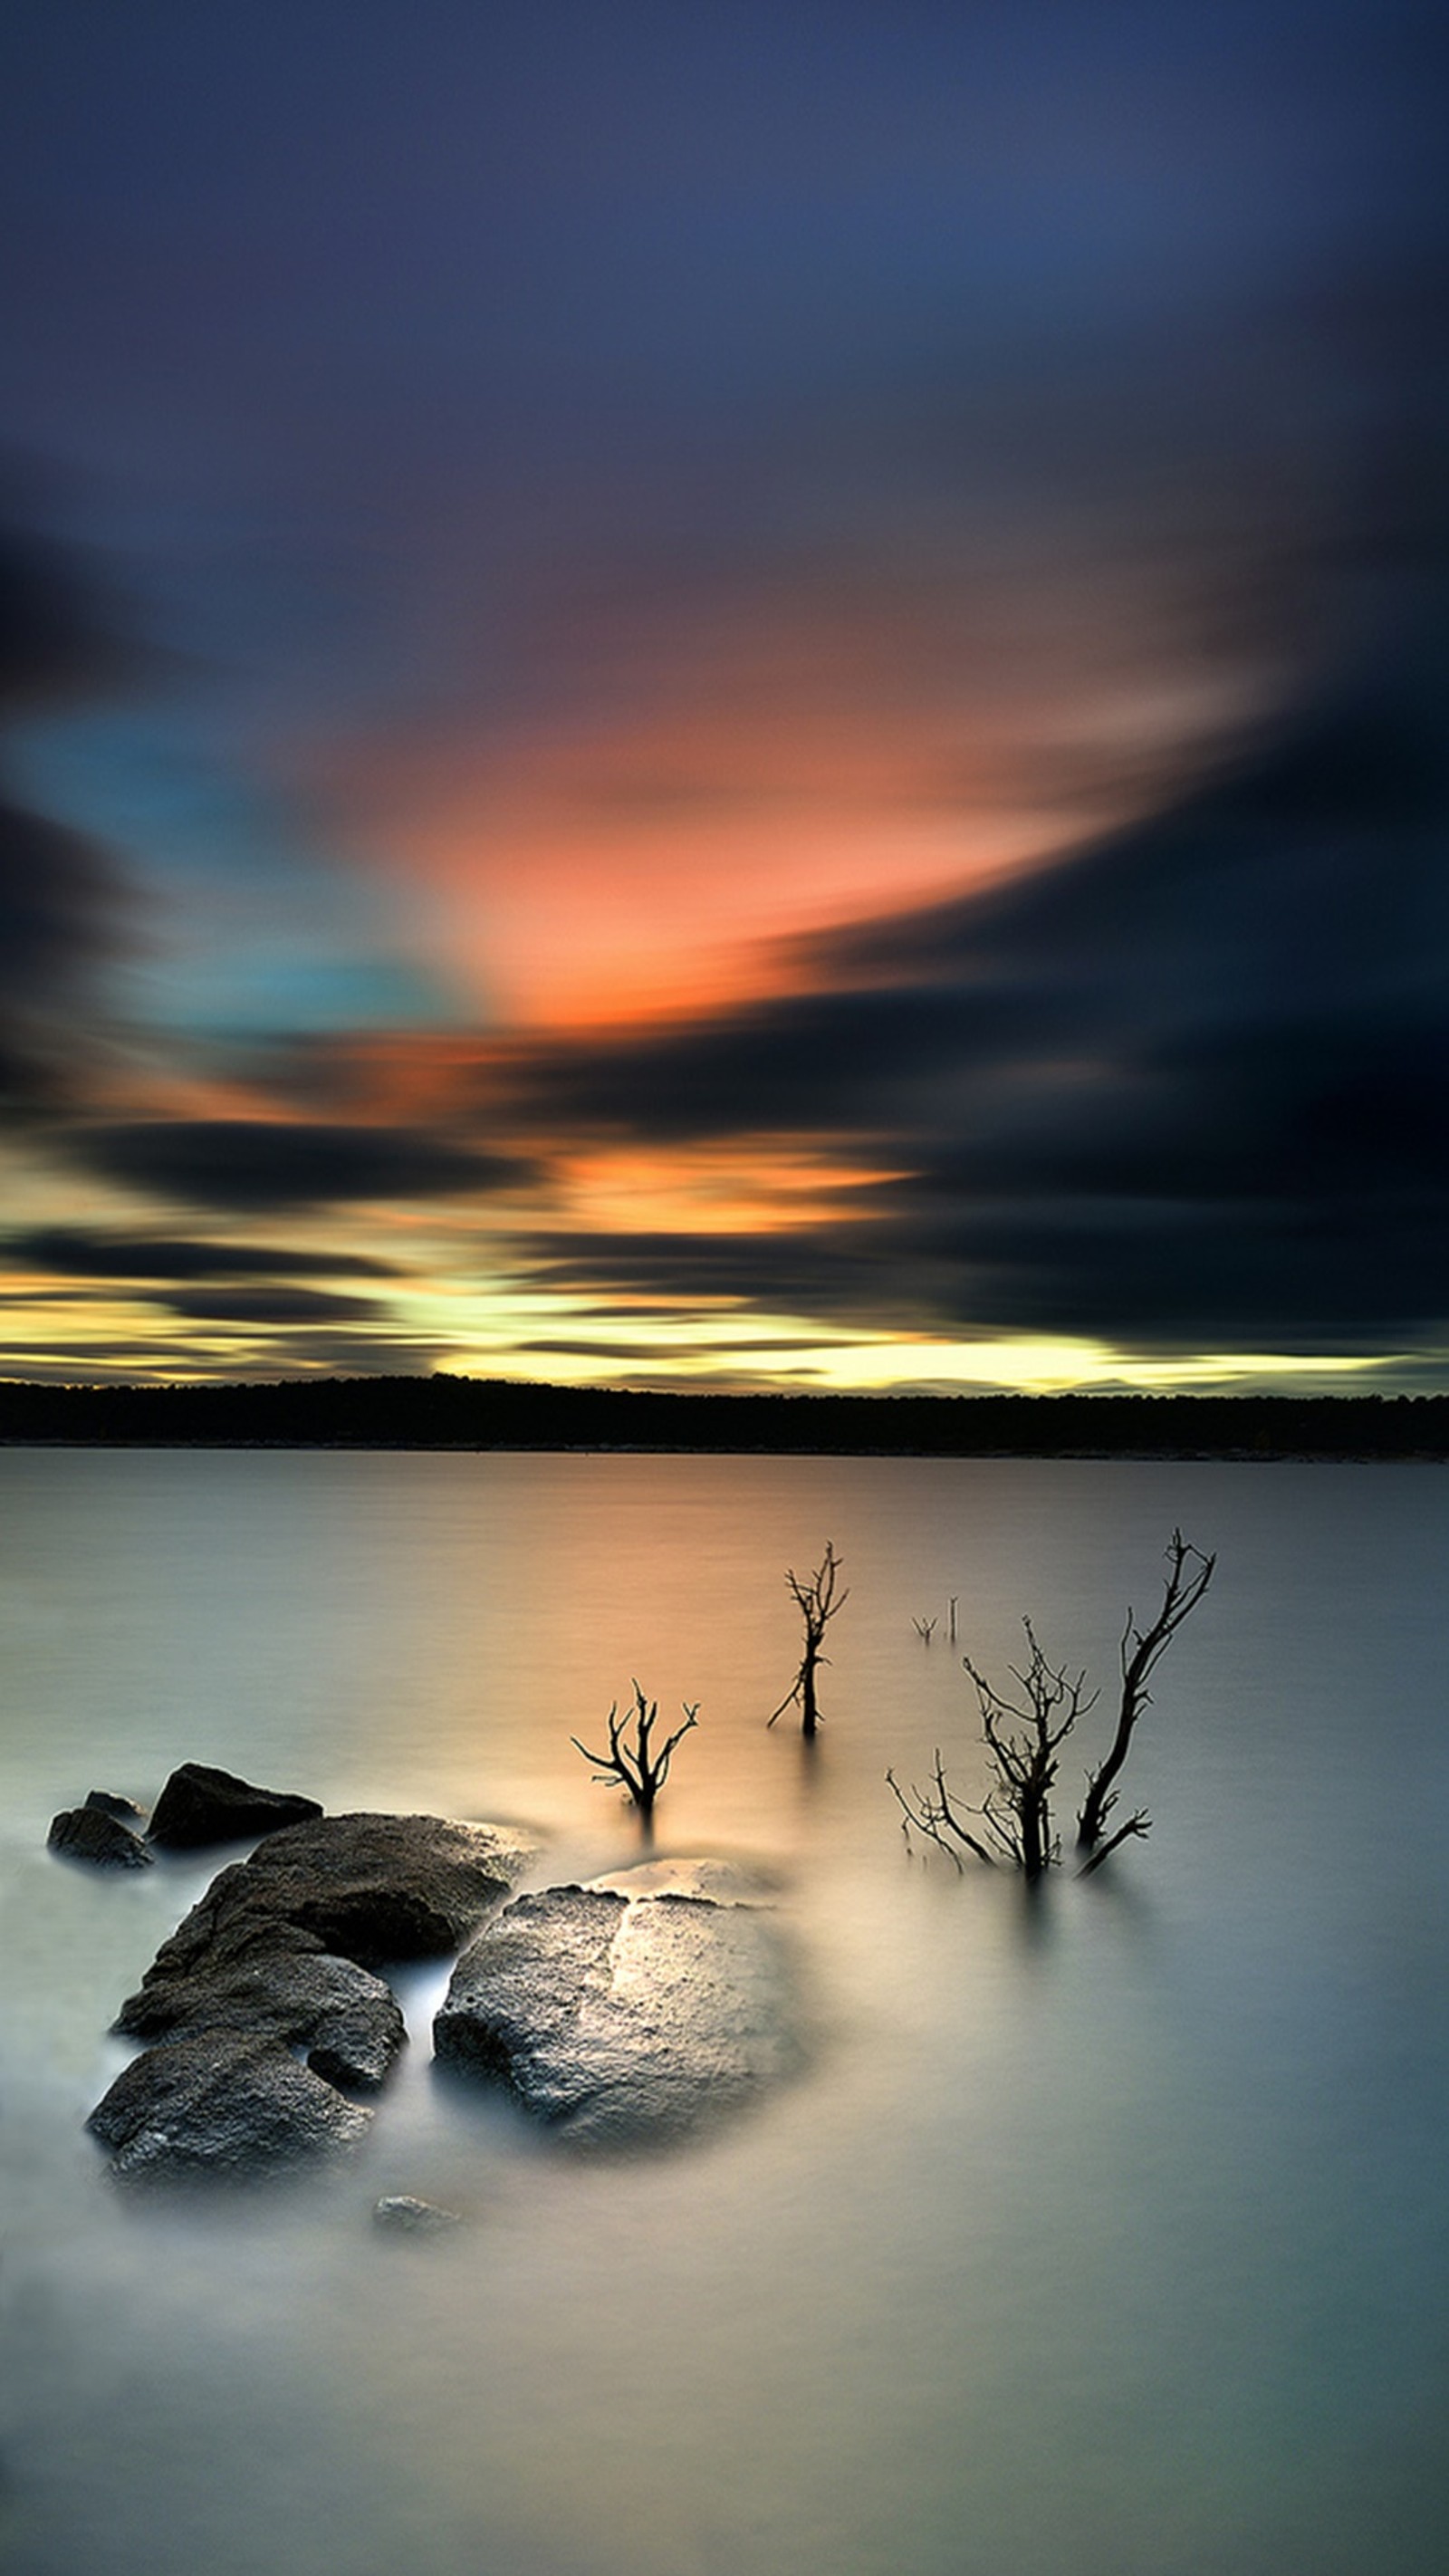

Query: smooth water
[[1, 1450, 1445, 2576]]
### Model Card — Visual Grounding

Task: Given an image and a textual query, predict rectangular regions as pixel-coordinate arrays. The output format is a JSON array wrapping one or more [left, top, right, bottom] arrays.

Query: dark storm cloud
[[69, 1119, 527, 1214], [0, 519, 136, 1112], [4, 1226, 402, 1282], [512, 632, 1449, 1353]]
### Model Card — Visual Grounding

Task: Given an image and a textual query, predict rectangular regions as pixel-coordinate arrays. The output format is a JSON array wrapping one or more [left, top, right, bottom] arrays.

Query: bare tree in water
[[768, 1541, 848, 1738], [1077, 1529, 1215, 1868], [571, 1683, 698, 1836], [888, 1530, 1214, 1878]]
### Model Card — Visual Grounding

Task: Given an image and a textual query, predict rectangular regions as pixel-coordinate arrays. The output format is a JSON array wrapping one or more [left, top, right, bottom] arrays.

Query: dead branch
[[1077, 1810, 1152, 1877], [1076, 1529, 1214, 1858], [963, 1619, 1096, 1877], [768, 1541, 849, 1737], [571, 1681, 698, 1822], [887, 1754, 998, 1869], [888, 1529, 1214, 1880]]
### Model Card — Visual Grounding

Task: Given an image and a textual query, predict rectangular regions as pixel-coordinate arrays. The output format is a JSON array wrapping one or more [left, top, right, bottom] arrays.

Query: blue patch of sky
[[11, 706, 457, 1039]]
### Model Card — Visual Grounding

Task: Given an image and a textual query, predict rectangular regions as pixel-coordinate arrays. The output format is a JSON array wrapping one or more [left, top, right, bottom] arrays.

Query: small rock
[[88, 2032, 372, 2181], [49, 1806, 154, 1868], [85, 1789, 148, 1821], [373, 2194, 461, 2235], [147, 1762, 323, 1850]]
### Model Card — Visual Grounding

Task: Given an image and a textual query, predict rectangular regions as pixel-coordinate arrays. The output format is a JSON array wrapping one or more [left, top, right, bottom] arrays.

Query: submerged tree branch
[[887, 1752, 998, 1869], [1076, 1529, 1215, 1859], [888, 1530, 1214, 1880], [572, 1682, 698, 1825], [768, 1540, 849, 1737]]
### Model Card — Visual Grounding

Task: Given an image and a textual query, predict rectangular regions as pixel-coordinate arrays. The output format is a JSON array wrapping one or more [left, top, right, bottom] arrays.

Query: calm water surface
[[2, 1450, 1446, 2575]]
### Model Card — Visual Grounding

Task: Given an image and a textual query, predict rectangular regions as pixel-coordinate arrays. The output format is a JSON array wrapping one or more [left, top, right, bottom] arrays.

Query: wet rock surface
[[89, 2033, 373, 2181], [433, 1860, 803, 2148], [48, 1806, 154, 1867], [146, 1762, 324, 1849]]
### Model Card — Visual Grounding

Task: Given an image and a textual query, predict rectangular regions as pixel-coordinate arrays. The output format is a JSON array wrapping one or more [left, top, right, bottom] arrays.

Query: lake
[[2, 1448, 1446, 2575]]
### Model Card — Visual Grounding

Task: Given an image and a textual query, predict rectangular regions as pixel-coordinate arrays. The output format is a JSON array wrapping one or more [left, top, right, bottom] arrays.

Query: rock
[[85, 1789, 148, 1821], [48, 1806, 154, 1868], [114, 1813, 534, 2091], [118, 1909, 406, 2089], [586, 1856, 781, 1906], [433, 1862, 804, 2148], [147, 1762, 323, 1849], [90, 1810, 540, 2181], [88, 2033, 372, 2181], [373, 2194, 461, 2235], [239, 1812, 537, 1965]]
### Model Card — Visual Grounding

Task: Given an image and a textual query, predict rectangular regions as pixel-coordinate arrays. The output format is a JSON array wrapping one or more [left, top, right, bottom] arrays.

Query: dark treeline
[[1, 1375, 1447, 1456]]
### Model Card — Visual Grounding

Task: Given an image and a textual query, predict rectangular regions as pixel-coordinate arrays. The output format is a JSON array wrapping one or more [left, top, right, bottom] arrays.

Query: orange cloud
[[317, 559, 1241, 1033]]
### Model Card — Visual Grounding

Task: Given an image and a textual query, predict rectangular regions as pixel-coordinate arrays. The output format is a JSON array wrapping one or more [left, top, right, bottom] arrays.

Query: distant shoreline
[[2, 1377, 1446, 1460]]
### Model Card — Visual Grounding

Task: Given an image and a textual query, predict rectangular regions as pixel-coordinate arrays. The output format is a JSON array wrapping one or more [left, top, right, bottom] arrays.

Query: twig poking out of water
[[571, 1683, 698, 1830], [913, 1616, 937, 1643]]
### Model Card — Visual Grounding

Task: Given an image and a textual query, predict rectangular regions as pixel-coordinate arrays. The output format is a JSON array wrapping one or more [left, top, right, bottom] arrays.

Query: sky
[[1, 0, 1446, 1392]]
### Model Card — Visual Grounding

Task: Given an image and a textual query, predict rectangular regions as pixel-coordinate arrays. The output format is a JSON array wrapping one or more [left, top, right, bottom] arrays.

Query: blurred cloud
[[63, 1118, 530, 1215], [3, 1226, 402, 1281], [0, 515, 138, 1113], [0, 4, 1445, 1382], [156, 1283, 381, 1326], [501, 618, 1449, 1353]]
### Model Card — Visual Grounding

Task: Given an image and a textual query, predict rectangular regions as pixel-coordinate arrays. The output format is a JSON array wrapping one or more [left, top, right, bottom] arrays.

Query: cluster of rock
[[86, 1788, 533, 2182], [47, 1761, 324, 1869], [62, 1764, 804, 2184]]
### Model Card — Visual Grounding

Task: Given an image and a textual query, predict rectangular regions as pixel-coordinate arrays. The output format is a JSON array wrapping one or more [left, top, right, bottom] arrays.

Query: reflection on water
[[1, 1452, 1446, 2573]]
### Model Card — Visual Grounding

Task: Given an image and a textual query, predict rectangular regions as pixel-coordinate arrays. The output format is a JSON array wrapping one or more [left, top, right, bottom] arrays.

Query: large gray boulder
[[114, 1813, 534, 2092], [89, 2032, 373, 2182], [147, 1762, 323, 1849], [49, 1806, 154, 1868], [433, 1861, 803, 2148]]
